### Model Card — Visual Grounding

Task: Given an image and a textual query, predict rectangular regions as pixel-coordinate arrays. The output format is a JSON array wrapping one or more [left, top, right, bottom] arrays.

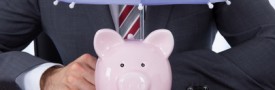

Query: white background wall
[[22, 0, 275, 55]]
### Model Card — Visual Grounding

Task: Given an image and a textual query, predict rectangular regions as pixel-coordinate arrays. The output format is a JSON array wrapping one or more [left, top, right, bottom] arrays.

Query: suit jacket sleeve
[[170, 0, 275, 90], [0, 0, 47, 89]]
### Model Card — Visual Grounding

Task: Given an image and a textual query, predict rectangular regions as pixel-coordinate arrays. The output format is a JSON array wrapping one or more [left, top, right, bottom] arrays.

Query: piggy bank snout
[[118, 72, 150, 90]]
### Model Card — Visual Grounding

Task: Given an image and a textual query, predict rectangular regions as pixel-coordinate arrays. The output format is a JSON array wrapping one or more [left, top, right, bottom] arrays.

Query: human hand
[[40, 54, 97, 90]]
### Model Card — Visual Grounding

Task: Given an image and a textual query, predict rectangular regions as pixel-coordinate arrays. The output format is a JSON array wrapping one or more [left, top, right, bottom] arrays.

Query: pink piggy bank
[[94, 29, 174, 90]]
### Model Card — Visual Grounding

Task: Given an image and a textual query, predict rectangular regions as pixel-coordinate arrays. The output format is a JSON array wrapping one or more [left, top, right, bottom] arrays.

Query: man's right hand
[[40, 54, 97, 90]]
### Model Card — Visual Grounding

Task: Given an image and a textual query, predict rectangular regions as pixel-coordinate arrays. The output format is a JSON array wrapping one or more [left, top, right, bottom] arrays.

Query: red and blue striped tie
[[119, 5, 140, 39]]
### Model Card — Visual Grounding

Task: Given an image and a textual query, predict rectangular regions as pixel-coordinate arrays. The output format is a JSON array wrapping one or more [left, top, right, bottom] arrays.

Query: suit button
[[187, 85, 208, 90], [203, 85, 209, 90], [187, 87, 193, 90]]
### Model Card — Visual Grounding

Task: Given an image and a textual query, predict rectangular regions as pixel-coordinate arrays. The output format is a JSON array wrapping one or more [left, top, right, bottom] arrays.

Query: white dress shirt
[[15, 5, 120, 90]]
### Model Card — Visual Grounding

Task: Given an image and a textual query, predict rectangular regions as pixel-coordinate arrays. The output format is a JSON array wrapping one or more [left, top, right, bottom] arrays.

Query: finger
[[81, 64, 96, 84], [80, 78, 96, 90], [67, 76, 95, 90], [78, 54, 97, 70], [78, 82, 95, 90], [69, 62, 96, 85], [62, 85, 71, 90]]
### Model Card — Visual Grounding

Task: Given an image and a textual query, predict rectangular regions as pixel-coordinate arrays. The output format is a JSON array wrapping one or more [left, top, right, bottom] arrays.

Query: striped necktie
[[119, 5, 140, 39]]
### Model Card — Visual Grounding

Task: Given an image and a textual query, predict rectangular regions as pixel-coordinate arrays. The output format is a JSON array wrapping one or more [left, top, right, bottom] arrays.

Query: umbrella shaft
[[139, 7, 145, 39]]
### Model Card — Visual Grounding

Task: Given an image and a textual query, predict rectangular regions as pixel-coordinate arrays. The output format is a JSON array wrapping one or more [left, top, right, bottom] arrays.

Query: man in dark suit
[[0, 0, 275, 89]]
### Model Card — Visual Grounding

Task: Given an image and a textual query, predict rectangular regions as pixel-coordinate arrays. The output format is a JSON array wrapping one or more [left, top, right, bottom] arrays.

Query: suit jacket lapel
[[145, 5, 172, 36], [85, 5, 115, 30]]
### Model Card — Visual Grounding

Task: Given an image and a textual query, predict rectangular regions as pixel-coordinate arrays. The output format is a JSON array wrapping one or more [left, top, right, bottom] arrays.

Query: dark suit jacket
[[0, 0, 275, 89]]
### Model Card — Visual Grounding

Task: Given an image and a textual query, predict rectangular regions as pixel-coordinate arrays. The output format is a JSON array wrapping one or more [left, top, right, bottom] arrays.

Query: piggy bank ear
[[143, 29, 174, 58], [94, 29, 124, 56]]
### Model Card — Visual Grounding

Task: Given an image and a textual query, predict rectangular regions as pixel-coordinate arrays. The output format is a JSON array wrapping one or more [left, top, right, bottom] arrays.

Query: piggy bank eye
[[141, 63, 145, 67], [120, 63, 125, 68]]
